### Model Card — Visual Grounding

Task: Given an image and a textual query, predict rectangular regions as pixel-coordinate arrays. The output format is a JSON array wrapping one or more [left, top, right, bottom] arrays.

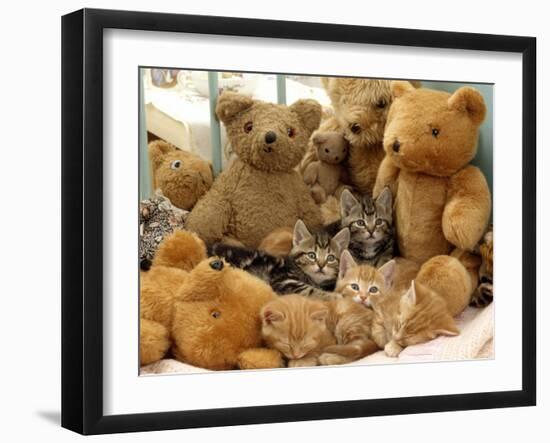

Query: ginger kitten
[[261, 294, 378, 367], [336, 253, 465, 357]]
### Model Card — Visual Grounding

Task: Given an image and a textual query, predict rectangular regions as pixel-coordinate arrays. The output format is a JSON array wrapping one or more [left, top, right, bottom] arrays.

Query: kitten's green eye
[[375, 219, 383, 226], [307, 252, 316, 260], [354, 220, 366, 228], [350, 283, 360, 291], [326, 254, 336, 263], [369, 286, 379, 294]]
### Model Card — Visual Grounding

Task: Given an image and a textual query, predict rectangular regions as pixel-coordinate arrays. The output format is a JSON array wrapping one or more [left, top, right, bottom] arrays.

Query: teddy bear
[[140, 229, 284, 370], [302, 129, 349, 204], [373, 81, 491, 301], [185, 91, 324, 248], [148, 140, 213, 210], [299, 78, 420, 195]]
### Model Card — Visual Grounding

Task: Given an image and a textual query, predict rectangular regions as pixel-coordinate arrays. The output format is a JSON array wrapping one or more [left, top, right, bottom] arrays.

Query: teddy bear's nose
[[265, 131, 277, 144], [392, 140, 401, 153]]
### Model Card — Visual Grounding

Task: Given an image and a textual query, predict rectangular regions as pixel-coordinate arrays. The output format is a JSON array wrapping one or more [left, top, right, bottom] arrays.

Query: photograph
[[138, 69, 495, 375]]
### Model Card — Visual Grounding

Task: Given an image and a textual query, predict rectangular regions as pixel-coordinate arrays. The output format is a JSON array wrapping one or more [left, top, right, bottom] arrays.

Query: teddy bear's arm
[[185, 186, 232, 245], [140, 318, 171, 366], [294, 177, 324, 230], [302, 161, 319, 185], [373, 154, 400, 198], [442, 165, 491, 251], [237, 348, 284, 369]]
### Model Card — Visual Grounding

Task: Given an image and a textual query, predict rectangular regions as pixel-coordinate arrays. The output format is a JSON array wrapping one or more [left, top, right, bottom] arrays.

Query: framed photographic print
[[61, 8, 536, 435]]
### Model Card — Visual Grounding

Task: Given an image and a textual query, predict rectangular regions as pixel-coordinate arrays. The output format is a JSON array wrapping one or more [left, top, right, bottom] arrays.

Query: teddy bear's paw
[[237, 348, 284, 370], [318, 353, 349, 366], [288, 356, 318, 368], [384, 340, 403, 358]]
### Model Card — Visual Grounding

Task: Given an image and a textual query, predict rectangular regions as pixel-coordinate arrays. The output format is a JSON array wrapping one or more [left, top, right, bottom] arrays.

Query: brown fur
[[258, 226, 294, 256], [140, 230, 283, 370], [261, 295, 378, 367], [149, 140, 213, 210], [302, 130, 349, 203], [186, 92, 323, 248], [300, 79, 420, 194]]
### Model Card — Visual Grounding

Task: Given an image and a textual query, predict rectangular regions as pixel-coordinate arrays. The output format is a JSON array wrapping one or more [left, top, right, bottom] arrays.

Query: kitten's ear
[[433, 318, 460, 337], [338, 249, 357, 280], [377, 259, 396, 290], [261, 307, 284, 325], [402, 281, 417, 307], [375, 186, 393, 221], [310, 306, 329, 322], [292, 219, 312, 247], [340, 189, 359, 218], [331, 228, 350, 253]]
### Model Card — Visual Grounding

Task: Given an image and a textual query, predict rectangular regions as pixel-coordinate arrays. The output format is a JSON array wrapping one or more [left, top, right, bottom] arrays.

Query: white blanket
[[141, 304, 494, 375]]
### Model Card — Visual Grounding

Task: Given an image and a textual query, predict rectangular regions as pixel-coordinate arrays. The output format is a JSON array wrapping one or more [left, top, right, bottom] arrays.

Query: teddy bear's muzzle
[[264, 131, 277, 144]]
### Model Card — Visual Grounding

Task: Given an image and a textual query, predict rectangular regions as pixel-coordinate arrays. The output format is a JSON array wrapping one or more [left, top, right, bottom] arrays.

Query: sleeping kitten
[[209, 220, 350, 300], [327, 188, 395, 267], [470, 225, 493, 307], [261, 294, 378, 367], [336, 254, 459, 357]]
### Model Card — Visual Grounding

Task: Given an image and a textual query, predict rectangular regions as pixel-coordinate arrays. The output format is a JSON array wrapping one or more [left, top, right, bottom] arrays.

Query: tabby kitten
[[209, 220, 350, 300], [336, 256, 459, 358], [470, 225, 493, 307], [327, 187, 395, 267], [261, 294, 378, 367]]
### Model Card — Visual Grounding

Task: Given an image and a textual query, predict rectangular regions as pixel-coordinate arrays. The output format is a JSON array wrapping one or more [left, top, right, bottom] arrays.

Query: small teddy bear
[[148, 140, 213, 211], [302, 130, 349, 203], [186, 92, 323, 248]]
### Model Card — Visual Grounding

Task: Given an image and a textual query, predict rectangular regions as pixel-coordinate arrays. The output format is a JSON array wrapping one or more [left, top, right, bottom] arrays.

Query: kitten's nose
[[265, 131, 277, 144]]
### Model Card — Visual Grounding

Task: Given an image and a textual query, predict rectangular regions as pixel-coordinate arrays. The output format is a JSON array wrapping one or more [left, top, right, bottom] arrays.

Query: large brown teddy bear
[[185, 92, 323, 248], [300, 78, 420, 195], [149, 140, 213, 210], [373, 81, 491, 298], [140, 230, 283, 370]]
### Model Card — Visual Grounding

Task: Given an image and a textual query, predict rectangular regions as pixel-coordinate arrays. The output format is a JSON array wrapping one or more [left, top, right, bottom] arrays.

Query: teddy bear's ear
[[448, 87, 487, 126], [215, 91, 254, 124], [289, 99, 322, 136], [391, 80, 416, 98], [148, 140, 175, 170]]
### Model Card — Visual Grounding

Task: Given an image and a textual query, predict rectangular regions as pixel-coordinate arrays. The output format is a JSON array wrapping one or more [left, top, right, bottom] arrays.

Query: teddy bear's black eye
[[350, 123, 361, 134], [209, 259, 224, 271], [244, 121, 253, 133], [211, 310, 221, 319], [376, 99, 387, 109], [432, 128, 440, 137], [287, 127, 295, 137], [171, 160, 182, 169]]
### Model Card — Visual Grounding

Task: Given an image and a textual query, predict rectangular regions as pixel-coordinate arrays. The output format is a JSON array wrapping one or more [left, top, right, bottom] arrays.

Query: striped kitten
[[328, 188, 395, 267], [209, 220, 350, 300]]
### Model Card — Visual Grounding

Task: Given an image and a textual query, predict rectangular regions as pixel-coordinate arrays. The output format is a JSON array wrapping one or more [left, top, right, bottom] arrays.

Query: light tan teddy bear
[[186, 92, 323, 248]]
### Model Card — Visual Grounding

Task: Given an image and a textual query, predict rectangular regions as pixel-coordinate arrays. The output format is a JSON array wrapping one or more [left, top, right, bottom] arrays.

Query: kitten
[[327, 187, 395, 267], [470, 225, 493, 307], [209, 220, 350, 300], [336, 255, 458, 358], [261, 294, 378, 367]]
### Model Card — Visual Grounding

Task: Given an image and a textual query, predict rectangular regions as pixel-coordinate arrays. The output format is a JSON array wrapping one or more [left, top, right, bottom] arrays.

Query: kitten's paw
[[318, 353, 348, 366], [384, 340, 403, 358], [288, 357, 318, 368]]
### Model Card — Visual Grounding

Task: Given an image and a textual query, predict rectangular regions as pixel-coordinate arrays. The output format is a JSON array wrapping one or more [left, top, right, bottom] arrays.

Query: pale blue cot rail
[[139, 71, 288, 198]]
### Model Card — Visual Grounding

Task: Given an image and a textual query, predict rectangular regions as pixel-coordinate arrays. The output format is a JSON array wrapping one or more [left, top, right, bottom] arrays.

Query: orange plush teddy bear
[[140, 230, 283, 370]]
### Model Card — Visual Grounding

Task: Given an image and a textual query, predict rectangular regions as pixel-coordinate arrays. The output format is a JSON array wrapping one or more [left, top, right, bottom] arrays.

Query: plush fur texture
[[140, 230, 283, 370], [261, 294, 377, 367], [300, 79, 420, 194], [186, 92, 323, 248], [302, 129, 349, 203], [373, 82, 491, 264], [149, 140, 213, 210]]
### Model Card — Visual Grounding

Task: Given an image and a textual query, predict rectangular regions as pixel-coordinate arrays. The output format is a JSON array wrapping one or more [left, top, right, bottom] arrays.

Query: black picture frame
[[62, 8, 537, 435]]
